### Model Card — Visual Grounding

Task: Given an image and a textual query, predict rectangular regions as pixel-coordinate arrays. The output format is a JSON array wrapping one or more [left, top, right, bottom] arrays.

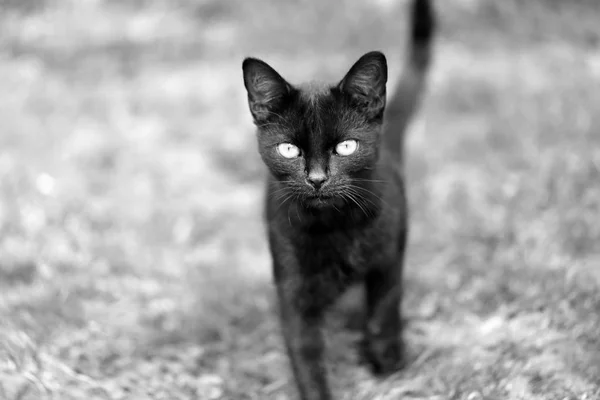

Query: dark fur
[[242, 1, 435, 399]]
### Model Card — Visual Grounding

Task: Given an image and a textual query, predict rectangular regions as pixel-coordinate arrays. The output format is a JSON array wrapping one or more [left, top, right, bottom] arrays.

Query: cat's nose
[[306, 171, 328, 190]]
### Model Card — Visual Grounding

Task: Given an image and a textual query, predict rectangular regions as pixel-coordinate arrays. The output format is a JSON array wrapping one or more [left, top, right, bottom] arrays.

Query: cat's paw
[[360, 335, 406, 376]]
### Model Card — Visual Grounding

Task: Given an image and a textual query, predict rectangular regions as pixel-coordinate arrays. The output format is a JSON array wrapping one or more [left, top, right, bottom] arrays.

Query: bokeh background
[[1, 0, 599, 399]]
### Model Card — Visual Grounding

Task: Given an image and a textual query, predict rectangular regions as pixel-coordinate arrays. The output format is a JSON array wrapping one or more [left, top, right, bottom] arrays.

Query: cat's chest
[[294, 229, 373, 275]]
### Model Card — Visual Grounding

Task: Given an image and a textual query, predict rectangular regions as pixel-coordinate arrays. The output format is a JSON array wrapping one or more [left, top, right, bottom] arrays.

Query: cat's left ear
[[242, 57, 292, 124], [338, 51, 388, 119]]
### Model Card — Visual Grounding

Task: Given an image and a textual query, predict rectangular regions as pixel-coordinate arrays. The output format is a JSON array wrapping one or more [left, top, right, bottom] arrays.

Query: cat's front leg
[[275, 274, 332, 400], [363, 265, 405, 375]]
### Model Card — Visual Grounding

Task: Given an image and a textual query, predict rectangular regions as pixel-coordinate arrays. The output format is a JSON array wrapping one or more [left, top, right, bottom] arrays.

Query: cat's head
[[242, 52, 387, 208]]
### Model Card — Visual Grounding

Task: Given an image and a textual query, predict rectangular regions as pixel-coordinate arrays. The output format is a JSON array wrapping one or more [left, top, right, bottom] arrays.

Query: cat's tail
[[383, 0, 436, 159]]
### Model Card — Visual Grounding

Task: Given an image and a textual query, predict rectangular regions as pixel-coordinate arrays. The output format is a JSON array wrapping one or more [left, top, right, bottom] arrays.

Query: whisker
[[294, 194, 302, 223], [343, 185, 384, 217], [257, 122, 285, 129], [350, 178, 387, 183], [274, 188, 301, 215], [271, 187, 294, 199], [343, 190, 370, 218], [332, 202, 341, 213], [346, 185, 390, 209], [271, 186, 293, 202], [351, 192, 383, 215], [262, 110, 288, 120], [268, 179, 296, 187], [270, 186, 290, 196]]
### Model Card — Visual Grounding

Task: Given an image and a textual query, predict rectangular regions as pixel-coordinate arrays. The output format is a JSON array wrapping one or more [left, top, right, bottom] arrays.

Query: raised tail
[[383, 0, 436, 158]]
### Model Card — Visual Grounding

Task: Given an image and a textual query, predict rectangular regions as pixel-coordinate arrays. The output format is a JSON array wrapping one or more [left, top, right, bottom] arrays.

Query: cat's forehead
[[297, 81, 331, 106], [291, 80, 364, 138]]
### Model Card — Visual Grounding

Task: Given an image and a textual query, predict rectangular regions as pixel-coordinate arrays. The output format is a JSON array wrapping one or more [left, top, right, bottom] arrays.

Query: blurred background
[[0, 0, 599, 399]]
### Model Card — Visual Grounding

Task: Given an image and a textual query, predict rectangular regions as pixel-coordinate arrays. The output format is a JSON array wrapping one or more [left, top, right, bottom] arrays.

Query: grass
[[0, 0, 599, 399]]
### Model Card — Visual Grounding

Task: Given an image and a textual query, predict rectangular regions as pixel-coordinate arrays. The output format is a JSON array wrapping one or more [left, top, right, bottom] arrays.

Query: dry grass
[[0, 0, 599, 399]]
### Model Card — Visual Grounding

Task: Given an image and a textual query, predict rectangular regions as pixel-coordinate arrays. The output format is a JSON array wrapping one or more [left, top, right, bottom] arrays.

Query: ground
[[0, 0, 599, 399]]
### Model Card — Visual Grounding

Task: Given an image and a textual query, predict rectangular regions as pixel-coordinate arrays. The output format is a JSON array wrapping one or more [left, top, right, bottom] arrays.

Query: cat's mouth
[[303, 193, 340, 208]]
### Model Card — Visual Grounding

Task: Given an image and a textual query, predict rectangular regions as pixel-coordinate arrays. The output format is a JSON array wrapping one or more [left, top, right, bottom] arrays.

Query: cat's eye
[[335, 140, 358, 156], [277, 143, 301, 159]]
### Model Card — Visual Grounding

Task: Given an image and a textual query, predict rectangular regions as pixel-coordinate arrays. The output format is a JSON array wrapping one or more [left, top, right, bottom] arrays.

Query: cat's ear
[[242, 58, 292, 124], [338, 51, 388, 119]]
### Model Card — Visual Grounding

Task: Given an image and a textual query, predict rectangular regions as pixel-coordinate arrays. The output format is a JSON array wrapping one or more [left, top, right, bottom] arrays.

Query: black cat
[[241, 0, 435, 398]]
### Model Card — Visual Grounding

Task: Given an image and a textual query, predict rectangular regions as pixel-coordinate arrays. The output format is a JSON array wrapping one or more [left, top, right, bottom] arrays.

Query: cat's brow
[[297, 81, 329, 111]]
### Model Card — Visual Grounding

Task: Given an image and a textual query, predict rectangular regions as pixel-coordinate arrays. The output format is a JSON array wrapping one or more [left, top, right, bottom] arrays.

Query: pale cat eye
[[335, 140, 358, 156], [277, 143, 301, 159]]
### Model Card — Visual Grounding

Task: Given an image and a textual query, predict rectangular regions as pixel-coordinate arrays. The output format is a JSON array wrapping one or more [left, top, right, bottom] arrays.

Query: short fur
[[241, 1, 436, 399]]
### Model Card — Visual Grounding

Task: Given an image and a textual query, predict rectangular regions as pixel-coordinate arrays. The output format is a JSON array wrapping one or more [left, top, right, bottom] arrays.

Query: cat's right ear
[[242, 58, 291, 124], [337, 51, 388, 120]]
